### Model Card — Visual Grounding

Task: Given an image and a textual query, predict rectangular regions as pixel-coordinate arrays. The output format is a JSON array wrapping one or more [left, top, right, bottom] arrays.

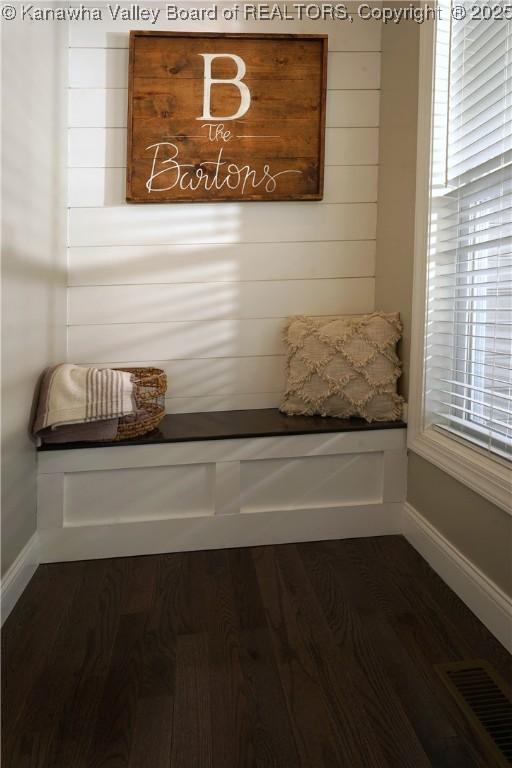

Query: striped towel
[[32, 364, 135, 439]]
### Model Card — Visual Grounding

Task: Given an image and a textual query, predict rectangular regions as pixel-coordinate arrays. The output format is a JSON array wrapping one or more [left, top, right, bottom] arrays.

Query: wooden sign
[[126, 32, 328, 203]]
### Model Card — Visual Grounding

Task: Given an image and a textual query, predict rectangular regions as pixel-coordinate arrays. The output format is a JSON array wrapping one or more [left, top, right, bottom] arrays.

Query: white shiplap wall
[[67, 8, 381, 413]]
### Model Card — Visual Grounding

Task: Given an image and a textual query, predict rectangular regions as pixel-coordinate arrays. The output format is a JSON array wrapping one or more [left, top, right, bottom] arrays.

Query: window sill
[[408, 427, 511, 515]]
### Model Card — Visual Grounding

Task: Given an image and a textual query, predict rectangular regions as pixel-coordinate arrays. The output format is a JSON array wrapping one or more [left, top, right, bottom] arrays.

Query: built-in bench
[[36, 410, 407, 563]]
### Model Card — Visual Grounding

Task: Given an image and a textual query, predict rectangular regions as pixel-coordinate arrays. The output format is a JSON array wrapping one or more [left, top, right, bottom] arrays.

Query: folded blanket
[[32, 364, 135, 440], [36, 418, 120, 443]]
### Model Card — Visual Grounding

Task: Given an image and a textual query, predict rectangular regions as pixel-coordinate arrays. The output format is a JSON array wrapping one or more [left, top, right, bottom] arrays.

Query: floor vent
[[436, 661, 512, 766]]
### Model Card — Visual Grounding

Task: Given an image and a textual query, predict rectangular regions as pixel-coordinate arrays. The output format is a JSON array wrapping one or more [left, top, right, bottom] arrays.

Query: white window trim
[[409, 22, 512, 516]]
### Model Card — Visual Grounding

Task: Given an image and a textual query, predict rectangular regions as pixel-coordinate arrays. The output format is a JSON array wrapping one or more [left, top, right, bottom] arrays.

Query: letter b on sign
[[197, 53, 251, 120]]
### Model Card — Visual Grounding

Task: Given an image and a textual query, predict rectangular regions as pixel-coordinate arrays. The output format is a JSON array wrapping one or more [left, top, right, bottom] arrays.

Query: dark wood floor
[[2, 536, 511, 768]]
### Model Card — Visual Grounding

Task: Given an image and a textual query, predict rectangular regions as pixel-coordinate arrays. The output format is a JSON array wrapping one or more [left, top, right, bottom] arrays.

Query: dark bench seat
[[38, 408, 406, 450]]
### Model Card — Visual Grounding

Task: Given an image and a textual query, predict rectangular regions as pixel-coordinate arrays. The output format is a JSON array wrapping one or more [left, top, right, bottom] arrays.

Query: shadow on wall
[[1, 21, 67, 574]]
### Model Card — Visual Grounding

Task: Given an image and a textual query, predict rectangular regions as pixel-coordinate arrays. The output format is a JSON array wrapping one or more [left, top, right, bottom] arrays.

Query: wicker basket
[[111, 367, 167, 441]]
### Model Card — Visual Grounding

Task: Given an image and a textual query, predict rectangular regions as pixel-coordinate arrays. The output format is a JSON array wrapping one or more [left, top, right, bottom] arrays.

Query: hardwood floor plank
[[131, 554, 178, 701], [120, 555, 158, 615], [127, 553, 182, 768], [170, 633, 212, 768], [228, 547, 269, 631], [86, 611, 148, 768], [203, 550, 254, 768], [229, 548, 301, 768], [128, 695, 173, 768], [173, 550, 210, 636]]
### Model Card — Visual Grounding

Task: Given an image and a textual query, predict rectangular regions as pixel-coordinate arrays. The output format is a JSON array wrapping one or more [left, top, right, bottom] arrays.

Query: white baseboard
[[1, 533, 40, 625], [402, 502, 512, 654], [39, 502, 402, 564]]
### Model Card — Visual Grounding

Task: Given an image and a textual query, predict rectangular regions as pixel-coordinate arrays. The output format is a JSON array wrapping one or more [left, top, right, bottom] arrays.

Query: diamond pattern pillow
[[280, 312, 404, 422]]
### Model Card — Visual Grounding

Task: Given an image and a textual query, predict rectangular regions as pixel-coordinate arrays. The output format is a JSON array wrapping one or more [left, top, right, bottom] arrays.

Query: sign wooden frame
[[126, 31, 328, 203]]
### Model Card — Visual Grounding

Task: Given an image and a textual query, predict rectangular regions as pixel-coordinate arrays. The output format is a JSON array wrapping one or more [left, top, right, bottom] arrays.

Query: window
[[425, 7, 512, 462]]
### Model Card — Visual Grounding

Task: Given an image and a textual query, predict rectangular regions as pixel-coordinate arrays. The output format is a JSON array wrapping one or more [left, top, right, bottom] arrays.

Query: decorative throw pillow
[[280, 312, 404, 422]]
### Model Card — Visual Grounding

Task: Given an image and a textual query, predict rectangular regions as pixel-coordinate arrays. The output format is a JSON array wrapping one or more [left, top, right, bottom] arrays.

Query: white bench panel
[[240, 452, 383, 513], [64, 463, 215, 527]]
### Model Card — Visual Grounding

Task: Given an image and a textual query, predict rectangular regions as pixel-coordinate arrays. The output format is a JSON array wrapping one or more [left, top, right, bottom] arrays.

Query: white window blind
[[426, 6, 512, 461]]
